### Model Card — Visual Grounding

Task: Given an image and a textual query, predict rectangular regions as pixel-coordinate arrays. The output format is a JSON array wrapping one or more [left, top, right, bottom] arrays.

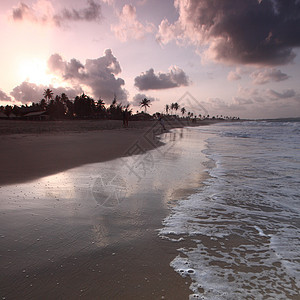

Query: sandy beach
[[0, 119, 211, 299], [0, 119, 213, 185]]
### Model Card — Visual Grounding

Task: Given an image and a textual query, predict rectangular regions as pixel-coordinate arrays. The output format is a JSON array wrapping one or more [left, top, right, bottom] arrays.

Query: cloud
[[11, 1, 54, 23], [227, 70, 241, 81], [134, 66, 189, 90], [233, 97, 254, 105], [101, 0, 114, 5], [156, 18, 183, 45], [236, 86, 298, 104], [0, 89, 11, 101], [267, 89, 296, 99], [54, 0, 102, 26], [10, 82, 43, 104], [48, 49, 128, 103], [131, 93, 158, 107], [48, 54, 85, 80], [157, 0, 300, 66], [10, 82, 82, 104], [111, 4, 154, 42], [202, 97, 247, 114], [227, 67, 252, 81], [250, 68, 289, 84], [11, 0, 102, 27]]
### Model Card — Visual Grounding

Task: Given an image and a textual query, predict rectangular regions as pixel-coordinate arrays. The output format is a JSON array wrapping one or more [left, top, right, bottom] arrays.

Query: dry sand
[[0, 119, 212, 299], [0, 129, 161, 185], [0, 119, 213, 185]]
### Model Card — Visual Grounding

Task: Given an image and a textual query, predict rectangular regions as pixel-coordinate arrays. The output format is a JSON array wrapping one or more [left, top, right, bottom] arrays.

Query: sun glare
[[18, 58, 53, 86]]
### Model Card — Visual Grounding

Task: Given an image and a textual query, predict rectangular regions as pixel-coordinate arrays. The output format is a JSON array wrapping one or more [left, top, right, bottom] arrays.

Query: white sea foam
[[159, 120, 300, 299]]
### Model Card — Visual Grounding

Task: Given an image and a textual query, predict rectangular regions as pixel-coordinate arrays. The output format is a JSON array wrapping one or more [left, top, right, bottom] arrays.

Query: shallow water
[[159, 119, 300, 299], [0, 127, 208, 299]]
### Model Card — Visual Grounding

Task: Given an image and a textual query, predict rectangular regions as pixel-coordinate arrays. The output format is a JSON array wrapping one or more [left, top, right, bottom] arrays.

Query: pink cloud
[[111, 4, 154, 42], [11, 0, 102, 27], [48, 49, 128, 103], [250, 68, 289, 85]]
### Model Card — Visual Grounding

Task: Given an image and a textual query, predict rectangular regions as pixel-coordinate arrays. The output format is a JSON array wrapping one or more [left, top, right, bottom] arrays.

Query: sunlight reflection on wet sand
[[0, 127, 210, 298]]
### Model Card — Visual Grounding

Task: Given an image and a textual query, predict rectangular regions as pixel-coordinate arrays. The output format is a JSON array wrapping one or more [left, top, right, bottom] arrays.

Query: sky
[[0, 0, 300, 119]]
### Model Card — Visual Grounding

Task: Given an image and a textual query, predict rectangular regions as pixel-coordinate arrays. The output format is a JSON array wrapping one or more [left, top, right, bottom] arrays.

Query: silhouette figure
[[123, 109, 129, 128], [158, 114, 166, 131]]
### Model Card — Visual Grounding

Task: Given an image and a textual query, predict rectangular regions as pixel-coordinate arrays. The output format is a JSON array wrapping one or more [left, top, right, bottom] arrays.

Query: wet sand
[[0, 121, 211, 299]]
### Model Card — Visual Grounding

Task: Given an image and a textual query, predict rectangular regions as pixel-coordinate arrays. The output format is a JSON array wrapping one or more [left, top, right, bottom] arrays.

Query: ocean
[[159, 119, 300, 299]]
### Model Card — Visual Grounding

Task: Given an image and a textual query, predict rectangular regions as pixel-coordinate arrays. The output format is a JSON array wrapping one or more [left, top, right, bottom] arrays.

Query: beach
[[0, 119, 214, 185], [0, 119, 196, 185], [1, 119, 299, 299], [0, 119, 211, 299]]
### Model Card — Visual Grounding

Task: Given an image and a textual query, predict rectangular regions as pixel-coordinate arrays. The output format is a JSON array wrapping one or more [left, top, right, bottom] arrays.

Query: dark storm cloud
[[11, 0, 102, 26], [0, 89, 11, 101], [10, 82, 82, 104], [48, 49, 127, 102], [134, 67, 189, 91], [158, 0, 300, 66]]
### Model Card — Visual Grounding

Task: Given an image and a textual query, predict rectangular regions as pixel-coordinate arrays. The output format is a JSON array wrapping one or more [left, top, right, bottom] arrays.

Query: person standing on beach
[[158, 114, 166, 131], [123, 109, 129, 128]]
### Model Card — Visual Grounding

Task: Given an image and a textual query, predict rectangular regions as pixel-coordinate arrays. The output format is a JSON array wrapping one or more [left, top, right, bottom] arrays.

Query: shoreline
[[0, 119, 217, 136], [0, 119, 216, 186]]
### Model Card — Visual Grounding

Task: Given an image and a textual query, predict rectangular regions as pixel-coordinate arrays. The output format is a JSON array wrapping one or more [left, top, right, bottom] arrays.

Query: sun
[[18, 58, 53, 86]]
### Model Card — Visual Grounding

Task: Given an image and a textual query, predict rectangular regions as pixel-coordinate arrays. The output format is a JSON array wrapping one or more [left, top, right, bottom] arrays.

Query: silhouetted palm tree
[[61, 93, 68, 103], [173, 102, 179, 114], [97, 99, 105, 110], [181, 107, 186, 117], [74, 93, 95, 118], [170, 103, 175, 114], [43, 88, 53, 103], [140, 98, 151, 112]]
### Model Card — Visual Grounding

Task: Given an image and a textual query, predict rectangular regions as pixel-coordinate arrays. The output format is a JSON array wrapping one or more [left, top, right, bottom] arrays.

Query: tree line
[[0, 89, 153, 120], [0, 89, 239, 121], [164, 102, 239, 120]]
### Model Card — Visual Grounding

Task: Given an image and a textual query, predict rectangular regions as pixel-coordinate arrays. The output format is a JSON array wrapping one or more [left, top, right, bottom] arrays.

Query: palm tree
[[181, 107, 186, 117], [97, 99, 105, 110], [140, 98, 151, 112], [173, 102, 179, 115], [60, 93, 69, 103], [43, 88, 53, 103], [165, 104, 169, 115], [170, 103, 175, 114]]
